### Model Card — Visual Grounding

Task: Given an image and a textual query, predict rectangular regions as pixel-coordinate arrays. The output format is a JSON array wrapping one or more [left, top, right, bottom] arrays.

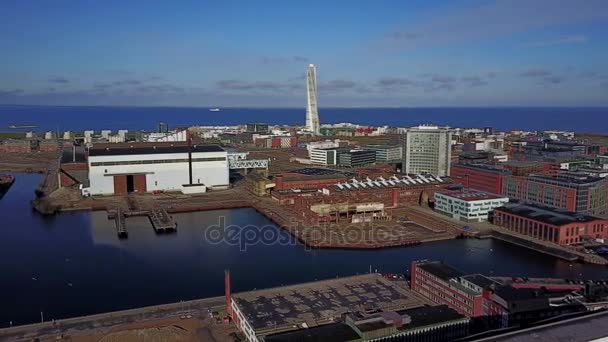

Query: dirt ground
[[0, 151, 57, 173], [69, 316, 238, 342]]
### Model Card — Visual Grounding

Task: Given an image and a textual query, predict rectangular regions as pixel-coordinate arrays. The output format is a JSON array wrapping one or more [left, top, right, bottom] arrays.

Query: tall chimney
[[225, 270, 232, 317]]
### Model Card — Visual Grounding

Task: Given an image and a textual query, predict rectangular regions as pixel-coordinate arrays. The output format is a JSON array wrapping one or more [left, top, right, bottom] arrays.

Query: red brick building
[[501, 173, 608, 216], [450, 163, 509, 194], [273, 173, 347, 191], [492, 202, 608, 245], [502, 161, 558, 177], [411, 260, 588, 329], [410, 260, 486, 317]]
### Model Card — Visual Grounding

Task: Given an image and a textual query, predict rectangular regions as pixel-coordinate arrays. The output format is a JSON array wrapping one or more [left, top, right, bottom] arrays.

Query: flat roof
[[396, 305, 467, 330], [453, 163, 512, 174], [462, 274, 500, 289], [89, 143, 224, 156], [477, 310, 608, 342], [495, 202, 603, 226], [417, 262, 464, 281], [436, 189, 506, 201], [264, 323, 360, 342], [232, 274, 424, 334], [289, 168, 350, 176], [527, 173, 605, 185]]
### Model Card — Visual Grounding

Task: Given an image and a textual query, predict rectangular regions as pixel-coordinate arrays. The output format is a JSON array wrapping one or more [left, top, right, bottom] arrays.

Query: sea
[[0, 105, 606, 133]]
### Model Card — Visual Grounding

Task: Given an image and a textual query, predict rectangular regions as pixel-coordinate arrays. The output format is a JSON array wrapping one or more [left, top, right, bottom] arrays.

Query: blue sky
[[1, 0, 607, 107]]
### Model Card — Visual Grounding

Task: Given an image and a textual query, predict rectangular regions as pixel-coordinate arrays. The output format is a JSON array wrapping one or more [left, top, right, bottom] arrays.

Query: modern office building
[[337, 149, 376, 168], [157, 122, 169, 134], [434, 189, 509, 222], [305, 64, 320, 135], [361, 144, 403, 163], [305, 139, 342, 157], [493, 202, 608, 245], [403, 125, 453, 177], [501, 172, 608, 216], [87, 143, 229, 195], [309, 147, 338, 166]]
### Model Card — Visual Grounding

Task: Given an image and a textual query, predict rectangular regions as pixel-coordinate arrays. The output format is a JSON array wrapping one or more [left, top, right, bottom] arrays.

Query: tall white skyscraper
[[305, 64, 320, 135]]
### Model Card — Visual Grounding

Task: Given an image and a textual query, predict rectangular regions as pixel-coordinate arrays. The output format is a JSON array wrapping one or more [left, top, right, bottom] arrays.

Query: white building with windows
[[309, 147, 338, 166], [403, 125, 453, 176], [87, 143, 228, 195], [434, 189, 508, 222]]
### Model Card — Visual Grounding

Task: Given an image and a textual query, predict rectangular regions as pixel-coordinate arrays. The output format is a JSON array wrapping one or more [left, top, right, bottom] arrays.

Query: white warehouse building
[[87, 143, 229, 195]]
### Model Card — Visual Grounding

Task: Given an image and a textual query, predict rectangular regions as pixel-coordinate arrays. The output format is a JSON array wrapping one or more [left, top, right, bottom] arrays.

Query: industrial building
[[87, 143, 229, 195], [272, 168, 351, 191], [320, 174, 453, 208], [501, 172, 608, 216], [402, 125, 453, 177], [434, 189, 509, 222], [228, 273, 470, 342], [492, 202, 608, 245], [411, 260, 592, 330], [361, 144, 403, 163]]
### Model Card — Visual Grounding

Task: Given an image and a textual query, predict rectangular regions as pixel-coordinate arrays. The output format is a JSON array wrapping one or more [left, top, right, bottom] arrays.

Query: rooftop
[[462, 274, 500, 289], [478, 310, 608, 342], [395, 305, 467, 330], [495, 202, 604, 226], [527, 172, 605, 185], [288, 168, 351, 177], [417, 261, 464, 281], [436, 188, 507, 201], [453, 163, 512, 174], [88, 143, 224, 156], [232, 273, 424, 334], [264, 323, 359, 342], [331, 174, 449, 192]]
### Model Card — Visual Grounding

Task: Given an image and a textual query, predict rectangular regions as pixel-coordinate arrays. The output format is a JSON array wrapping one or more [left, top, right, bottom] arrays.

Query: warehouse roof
[[494, 202, 603, 226], [232, 273, 424, 334], [89, 143, 224, 156]]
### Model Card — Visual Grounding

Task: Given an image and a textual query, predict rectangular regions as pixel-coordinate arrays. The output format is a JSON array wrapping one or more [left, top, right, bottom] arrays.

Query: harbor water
[[1, 172, 607, 327]]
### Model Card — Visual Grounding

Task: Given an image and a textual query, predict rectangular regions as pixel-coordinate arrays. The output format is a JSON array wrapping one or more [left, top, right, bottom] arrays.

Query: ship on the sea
[[8, 125, 38, 129], [0, 174, 15, 198], [208, 108, 221, 112]]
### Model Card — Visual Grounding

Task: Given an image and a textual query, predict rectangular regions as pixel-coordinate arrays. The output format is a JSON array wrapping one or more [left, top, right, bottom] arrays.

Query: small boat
[[8, 125, 37, 129], [208, 108, 221, 112]]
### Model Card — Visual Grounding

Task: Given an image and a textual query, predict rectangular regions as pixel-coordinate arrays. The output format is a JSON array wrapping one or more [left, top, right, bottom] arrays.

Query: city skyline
[[1, 0, 608, 107]]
